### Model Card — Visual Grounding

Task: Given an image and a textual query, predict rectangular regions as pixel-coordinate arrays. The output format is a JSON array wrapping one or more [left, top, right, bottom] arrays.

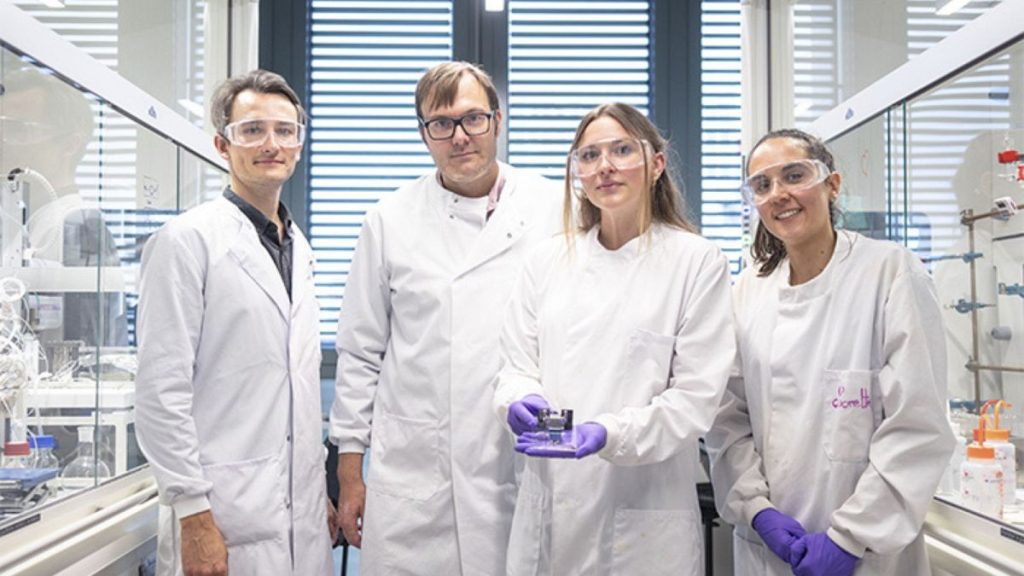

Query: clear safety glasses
[[570, 137, 651, 178], [0, 116, 65, 146], [740, 158, 832, 205], [222, 118, 306, 148], [418, 111, 495, 141]]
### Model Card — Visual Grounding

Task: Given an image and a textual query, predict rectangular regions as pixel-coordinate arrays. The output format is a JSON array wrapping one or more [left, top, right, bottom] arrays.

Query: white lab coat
[[706, 231, 956, 576], [493, 224, 735, 576], [136, 196, 332, 576], [329, 163, 562, 576]]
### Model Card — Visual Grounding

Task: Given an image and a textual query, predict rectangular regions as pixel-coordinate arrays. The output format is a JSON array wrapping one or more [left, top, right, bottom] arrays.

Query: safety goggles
[[222, 118, 306, 148], [740, 158, 832, 205], [0, 116, 66, 146], [418, 110, 495, 141], [570, 137, 651, 178]]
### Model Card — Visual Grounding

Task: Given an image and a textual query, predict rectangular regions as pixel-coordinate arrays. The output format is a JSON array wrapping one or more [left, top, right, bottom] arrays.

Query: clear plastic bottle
[[28, 435, 60, 470], [979, 400, 1018, 508], [961, 440, 1004, 519], [61, 426, 111, 489], [986, 405, 1017, 508], [2, 441, 32, 468]]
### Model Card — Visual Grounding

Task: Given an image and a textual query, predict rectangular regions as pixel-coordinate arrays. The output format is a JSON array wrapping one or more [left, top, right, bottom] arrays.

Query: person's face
[[575, 115, 663, 223], [1, 85, 83, 176], [214, 90, 302, 194], [748, 137, 839, 250], [419, 74, 501, 191]]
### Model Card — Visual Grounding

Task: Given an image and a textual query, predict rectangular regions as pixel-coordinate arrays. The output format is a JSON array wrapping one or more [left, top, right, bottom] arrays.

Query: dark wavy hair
[[747, 128, 838, 276]]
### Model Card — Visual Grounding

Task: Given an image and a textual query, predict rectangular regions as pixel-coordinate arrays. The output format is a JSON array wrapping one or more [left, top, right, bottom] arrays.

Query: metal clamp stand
[[960, 207, 1024, 413]]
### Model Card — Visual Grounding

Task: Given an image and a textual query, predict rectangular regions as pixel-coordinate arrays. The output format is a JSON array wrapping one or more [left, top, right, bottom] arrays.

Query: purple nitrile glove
[[790, 533, 858, 576], [519, 422, 607, 459], [751, 508, 807, 565], [514, 431, 549, 454], [507, 394, 550, 435]]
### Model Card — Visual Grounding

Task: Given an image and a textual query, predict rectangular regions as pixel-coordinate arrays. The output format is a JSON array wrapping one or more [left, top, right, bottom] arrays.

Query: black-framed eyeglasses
[[418, 110, 495, 141]]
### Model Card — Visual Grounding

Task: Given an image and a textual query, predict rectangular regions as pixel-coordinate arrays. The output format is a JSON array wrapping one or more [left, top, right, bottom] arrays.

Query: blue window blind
[[699, 0, 743, 273], [507, 1, 651, 179], [308, 0, 453, 346]]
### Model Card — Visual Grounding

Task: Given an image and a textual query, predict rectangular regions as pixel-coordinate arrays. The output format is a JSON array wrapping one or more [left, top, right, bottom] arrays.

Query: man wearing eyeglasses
[[136, 69, 334, 576], [330, 61, 561, 575]]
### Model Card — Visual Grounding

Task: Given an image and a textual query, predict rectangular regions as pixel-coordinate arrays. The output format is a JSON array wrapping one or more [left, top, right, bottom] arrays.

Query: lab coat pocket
[[611, 508, 701, 576], [203, 453, 286, 546], [625, 329, 677, 402], [822, 369, 879, 463], [369, 411, 442, 501]]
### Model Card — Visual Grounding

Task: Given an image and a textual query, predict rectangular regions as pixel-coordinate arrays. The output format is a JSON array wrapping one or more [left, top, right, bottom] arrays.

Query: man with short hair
[[136, 69, 334, 576], [1, 60, 128, 350], [330, 61, 562, 575]]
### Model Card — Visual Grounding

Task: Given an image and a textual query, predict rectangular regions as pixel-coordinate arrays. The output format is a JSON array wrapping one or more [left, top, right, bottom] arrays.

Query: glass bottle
[[2, 441, 32, 468], [28, 435, 60, 469], [61, 426, 111, 489]]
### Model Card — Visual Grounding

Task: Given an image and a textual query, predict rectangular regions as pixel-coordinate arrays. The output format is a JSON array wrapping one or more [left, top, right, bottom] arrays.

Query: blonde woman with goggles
[[706, 128, 955, 576], [494, 103, 735, 575]]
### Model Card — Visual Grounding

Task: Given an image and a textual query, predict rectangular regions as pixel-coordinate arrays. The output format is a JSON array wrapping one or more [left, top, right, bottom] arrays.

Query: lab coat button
[[286, 434, 291, 442], [449, 214, 455, 219], [506, 232, 512, 239]]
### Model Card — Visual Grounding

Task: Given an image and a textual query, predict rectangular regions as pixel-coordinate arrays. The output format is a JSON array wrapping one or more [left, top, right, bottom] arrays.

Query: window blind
[[507, 0, 651, 180], [307, 0, 453, 345], [699, 0, 744, 272]]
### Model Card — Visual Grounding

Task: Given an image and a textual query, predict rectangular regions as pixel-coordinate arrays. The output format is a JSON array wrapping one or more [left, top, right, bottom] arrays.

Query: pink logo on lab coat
[[831, 386, 871, 410]]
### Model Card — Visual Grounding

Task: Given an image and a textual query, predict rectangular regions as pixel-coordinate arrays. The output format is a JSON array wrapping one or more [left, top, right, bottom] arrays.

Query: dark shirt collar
[[223, 187, 292, 244]]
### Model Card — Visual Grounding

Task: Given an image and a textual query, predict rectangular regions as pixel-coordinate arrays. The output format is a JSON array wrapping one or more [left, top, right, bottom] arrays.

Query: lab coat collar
[[448, 162, 529, 279], [777, 230, 858, 303], [220, 197, 292, 321], [582, 224, 659, 261]]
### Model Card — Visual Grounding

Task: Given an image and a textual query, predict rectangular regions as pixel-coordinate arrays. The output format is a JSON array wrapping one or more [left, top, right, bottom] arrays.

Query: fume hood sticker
[[142, 176, 159, 207], [1001, 527, 1024, 547]]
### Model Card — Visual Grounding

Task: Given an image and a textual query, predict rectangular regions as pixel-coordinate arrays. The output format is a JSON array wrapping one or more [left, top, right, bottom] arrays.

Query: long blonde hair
[[563, 103, 695, 242]]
